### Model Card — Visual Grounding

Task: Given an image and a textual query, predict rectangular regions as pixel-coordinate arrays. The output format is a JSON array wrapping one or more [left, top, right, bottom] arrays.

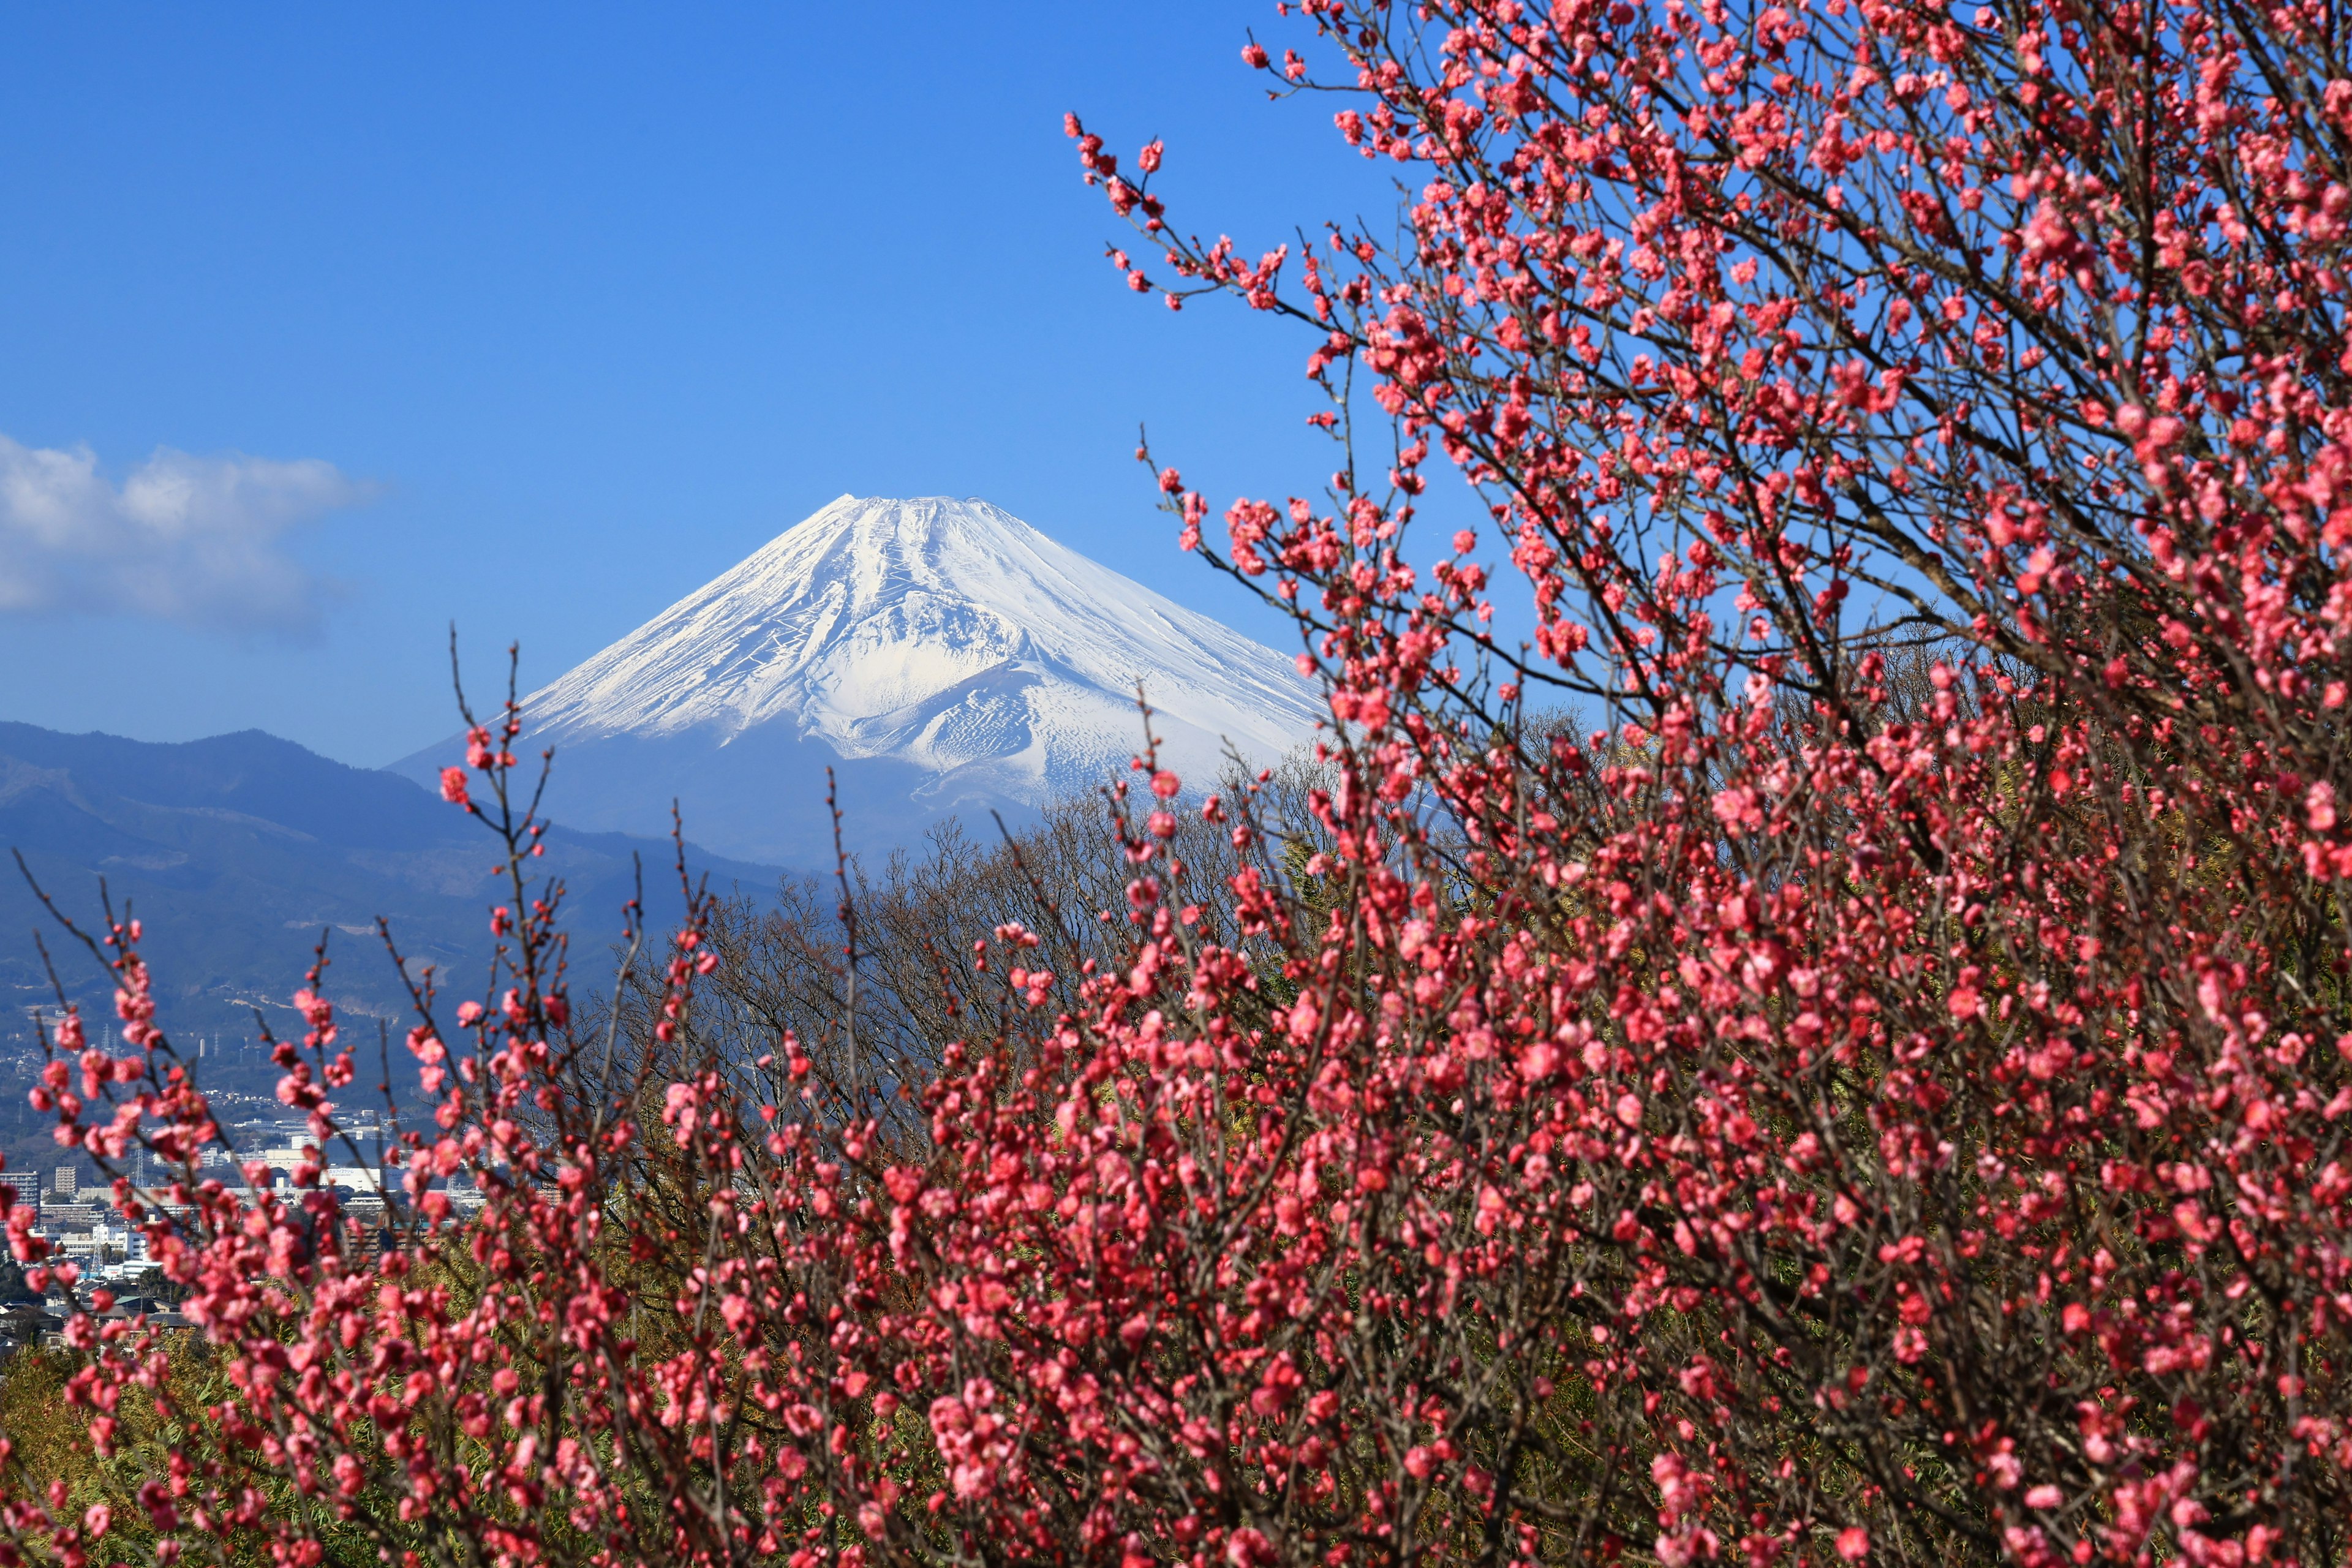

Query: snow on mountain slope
[[390, 496, 1322, 865]]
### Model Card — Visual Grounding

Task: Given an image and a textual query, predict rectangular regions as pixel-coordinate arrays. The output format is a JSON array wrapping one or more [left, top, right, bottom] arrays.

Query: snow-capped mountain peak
[[393, 496, 1321, 864]]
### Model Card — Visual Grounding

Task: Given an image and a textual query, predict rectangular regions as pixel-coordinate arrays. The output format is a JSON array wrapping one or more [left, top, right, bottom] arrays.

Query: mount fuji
[[389, 496, 1322, 866]]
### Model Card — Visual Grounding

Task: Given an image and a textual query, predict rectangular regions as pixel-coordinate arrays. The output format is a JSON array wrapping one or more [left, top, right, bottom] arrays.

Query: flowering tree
[[1052, 0, 2352, 1556], [4, 0, 2352, 1563]]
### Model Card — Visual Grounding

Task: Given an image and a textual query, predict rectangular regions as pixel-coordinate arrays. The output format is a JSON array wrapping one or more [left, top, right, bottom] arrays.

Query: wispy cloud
[[0, 435, 375, 635]]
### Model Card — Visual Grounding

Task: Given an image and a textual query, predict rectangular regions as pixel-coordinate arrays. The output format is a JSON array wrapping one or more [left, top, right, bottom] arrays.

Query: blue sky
[[0, 2, 1402, 765]]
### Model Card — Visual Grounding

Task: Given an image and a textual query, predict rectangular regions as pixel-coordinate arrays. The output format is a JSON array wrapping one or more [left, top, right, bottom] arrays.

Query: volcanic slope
[[392, 496, 1321, 864]]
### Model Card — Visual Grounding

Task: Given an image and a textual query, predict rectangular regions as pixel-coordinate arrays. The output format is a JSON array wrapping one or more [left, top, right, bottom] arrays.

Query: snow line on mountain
[[391, 496, 1324, 864]]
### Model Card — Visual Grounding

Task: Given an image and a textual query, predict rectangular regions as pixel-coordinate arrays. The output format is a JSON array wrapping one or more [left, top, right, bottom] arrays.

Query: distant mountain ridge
[[0, 722, 775, 1093], [390, 496, 1321, 864]]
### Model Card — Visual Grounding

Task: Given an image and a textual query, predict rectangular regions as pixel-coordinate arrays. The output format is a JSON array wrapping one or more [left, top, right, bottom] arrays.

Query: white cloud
[[0, 435, 374, 635]]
